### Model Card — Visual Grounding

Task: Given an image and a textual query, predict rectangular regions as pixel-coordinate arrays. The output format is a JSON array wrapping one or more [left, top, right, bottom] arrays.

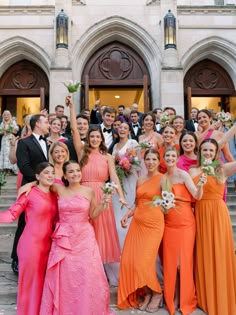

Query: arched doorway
[[184, 59, 236, 118], [0, 59, 49, 125], [81, 41, 151, 112]]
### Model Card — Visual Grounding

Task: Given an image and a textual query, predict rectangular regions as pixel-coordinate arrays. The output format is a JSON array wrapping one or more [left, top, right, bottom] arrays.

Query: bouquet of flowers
[[152, 191, 176, 214], [0, 121, 18, 135], [216, 111, 233, 128], [160, 112, 172, 128], [115, 148, 141, 194], [136, 141, 153, 150], [100, 182, 118, 209], [63, 80, 81, 93], [197, 158, 220, 186]]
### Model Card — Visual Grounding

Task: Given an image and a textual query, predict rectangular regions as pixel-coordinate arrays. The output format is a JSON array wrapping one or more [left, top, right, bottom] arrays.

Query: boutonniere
[[46, 140, 52, 147], [113, 133, 119, 139]]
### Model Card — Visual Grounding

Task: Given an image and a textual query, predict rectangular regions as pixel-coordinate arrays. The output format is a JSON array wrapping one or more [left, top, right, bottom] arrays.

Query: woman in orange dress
[[161, 146, 207, 315], [158, 125, 180, 174], [189, 138, 236, 315], [117, 149, 164, 313]]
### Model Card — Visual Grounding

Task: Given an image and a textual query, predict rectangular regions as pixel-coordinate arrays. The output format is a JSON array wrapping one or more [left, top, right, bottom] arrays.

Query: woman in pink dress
[[66, 97, 127, 285], [0, 162, 57, 315], [139, 112, 163, 176], [40, 161, 115, 315], [177, 131, 198, 172]]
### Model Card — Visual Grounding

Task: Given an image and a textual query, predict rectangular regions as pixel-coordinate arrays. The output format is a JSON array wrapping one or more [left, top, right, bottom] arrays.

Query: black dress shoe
[[11, 260, 18, 274]]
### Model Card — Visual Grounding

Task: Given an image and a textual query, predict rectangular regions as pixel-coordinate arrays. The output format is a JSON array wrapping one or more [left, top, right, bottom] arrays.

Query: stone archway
[[184, 59, 235, 116], [71, 16, 161, 109], [81, 41, 151, 111], [0, 59, 49, 121]]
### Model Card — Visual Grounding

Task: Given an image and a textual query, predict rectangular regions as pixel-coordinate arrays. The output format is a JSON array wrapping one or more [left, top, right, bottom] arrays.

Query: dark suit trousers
[[11, 213, 25, 261]]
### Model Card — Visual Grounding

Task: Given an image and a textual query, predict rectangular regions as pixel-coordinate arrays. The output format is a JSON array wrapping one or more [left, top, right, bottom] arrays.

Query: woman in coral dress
[[117, 149, 164, 313], [161, 146, 207, 315], [0, 162, 57, 315], [40, 161, 115, 315], [66, 97, 126, 285], [189, 138, 236, 315]]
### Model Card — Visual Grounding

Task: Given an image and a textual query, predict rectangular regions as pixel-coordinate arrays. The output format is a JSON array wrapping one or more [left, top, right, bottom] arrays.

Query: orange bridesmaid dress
[[158, 144, 180, 174], [163, 184, 197, 315], [117, 174, 164, 309], [193, 176, 236, 315]]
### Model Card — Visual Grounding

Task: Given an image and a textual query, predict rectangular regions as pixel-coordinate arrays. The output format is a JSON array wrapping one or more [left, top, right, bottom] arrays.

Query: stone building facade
[[0, 0, 235, 122]]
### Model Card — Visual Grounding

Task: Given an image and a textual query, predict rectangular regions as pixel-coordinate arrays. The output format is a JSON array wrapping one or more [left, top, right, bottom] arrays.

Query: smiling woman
[[0, 162, 58, 315]]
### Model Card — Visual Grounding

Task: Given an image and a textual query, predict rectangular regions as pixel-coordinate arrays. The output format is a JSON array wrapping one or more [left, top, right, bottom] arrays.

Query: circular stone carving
[[99, 47, 133, 80]]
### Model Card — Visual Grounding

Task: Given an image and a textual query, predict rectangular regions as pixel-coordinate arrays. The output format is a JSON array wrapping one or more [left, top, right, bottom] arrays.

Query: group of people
[[0, 98, 235, 315]]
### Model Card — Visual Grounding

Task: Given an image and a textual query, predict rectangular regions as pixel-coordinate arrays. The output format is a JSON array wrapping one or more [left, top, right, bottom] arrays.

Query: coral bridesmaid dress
[[81, 152, 120, 263], [163, 184, 197, 315], [0, 187, 58, 315], [117, 174, 164, 309], [40, 194, 115, 315], [193, 175, 236, 315]]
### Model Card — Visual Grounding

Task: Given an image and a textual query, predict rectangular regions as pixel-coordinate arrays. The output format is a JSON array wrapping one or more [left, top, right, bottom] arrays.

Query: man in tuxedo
[[11, 114, 50, 273], [185, 107, 199, 132], [130, 110, 142, 141], [152, 108, 163, 133], [131, 103, 143, 123], [65, 114, 89, 161], [100, 106, 119, 153]]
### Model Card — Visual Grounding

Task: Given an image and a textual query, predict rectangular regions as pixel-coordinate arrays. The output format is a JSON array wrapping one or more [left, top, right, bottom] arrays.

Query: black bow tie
[[156, 122, 160, 125], [39, 135, 46, 141], [193, 120, 198, 123], [103, 128, 112, 133], [133, 124, 139, 128]]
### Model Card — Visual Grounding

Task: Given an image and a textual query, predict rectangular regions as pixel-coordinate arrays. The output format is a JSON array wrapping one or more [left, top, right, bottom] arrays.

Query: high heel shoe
[[138, 294, 152, 311], [146, 293, 163, 313]]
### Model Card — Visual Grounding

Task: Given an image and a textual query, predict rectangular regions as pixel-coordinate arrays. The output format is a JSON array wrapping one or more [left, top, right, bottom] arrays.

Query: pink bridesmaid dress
[[40, 194, 115, 315], [0, 187, 58, 315]]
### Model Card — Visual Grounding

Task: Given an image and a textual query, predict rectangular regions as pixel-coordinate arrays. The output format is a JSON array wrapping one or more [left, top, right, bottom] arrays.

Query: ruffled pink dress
[[40, 194, 115, 315], [81, 152, 120, 263]]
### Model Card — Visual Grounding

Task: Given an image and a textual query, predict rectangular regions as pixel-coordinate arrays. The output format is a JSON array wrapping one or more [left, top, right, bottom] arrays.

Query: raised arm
[[65, 96, 84, 161], [183, 171, 207, 200], [218, 123, 236, 149], [0, 194, 28, 222], [223, 161, 236, 178]]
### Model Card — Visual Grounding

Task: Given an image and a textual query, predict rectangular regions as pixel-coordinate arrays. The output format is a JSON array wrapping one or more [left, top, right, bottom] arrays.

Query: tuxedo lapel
[[31, 135, 48, 159]]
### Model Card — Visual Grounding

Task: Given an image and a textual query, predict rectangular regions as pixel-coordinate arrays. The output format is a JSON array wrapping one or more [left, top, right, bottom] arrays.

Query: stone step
[[0, 224, 17, 236]]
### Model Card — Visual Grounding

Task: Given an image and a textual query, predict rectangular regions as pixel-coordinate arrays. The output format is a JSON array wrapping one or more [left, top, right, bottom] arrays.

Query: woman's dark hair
[[144, 148, 160, 161], [35, 162, 54, 184], [35, 162, 54, 175], [62, 160, 81, 186], [171, 115, 184, 124], [197, 109, 212, 120], [179, 131, 198, 155], [80, 127, 108, 168], [141, 112, 156, 128], [119, 121, 131, 131]]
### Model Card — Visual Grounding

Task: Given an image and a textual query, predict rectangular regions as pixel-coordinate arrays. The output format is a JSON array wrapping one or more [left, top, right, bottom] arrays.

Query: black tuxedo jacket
[[16, 135, 49, 185], [130, 124, 142, 142], [185, 120, 196, 132]]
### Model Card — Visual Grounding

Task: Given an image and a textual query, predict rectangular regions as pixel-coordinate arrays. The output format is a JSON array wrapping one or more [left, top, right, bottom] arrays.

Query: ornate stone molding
[[72, 0, 86, 5], [146, 0, 160, 5], [0, 6, 55, 15], [178, 5, 236, 15]]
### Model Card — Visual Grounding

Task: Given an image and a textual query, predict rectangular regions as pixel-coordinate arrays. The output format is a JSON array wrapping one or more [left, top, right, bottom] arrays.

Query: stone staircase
[[0, 176, 235, 315]]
